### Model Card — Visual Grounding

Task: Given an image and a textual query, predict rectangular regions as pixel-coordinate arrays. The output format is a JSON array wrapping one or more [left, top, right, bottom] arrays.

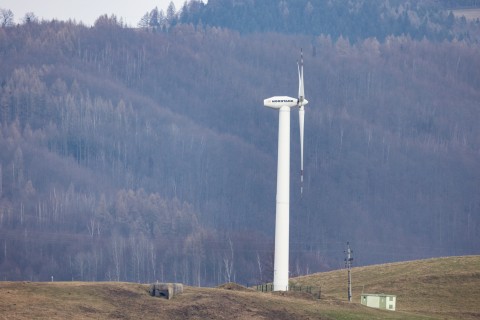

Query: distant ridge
[[159, 0, 478, 41]]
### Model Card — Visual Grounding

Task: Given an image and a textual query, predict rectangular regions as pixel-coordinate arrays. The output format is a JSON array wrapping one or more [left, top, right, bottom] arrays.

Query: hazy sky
[[1, 0, 189, 27]]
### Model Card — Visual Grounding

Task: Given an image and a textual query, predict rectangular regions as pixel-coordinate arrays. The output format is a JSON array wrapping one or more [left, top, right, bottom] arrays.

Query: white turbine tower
[[264, 50, 308, 291]]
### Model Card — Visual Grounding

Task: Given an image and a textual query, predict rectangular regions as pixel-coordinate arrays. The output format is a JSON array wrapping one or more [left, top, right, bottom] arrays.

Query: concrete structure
[[149, 283, 183, 299], [361, 293, 396, 311]]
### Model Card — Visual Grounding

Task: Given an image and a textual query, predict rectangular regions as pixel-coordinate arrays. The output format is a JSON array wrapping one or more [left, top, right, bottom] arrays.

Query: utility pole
[[344, 242, 353, 302]]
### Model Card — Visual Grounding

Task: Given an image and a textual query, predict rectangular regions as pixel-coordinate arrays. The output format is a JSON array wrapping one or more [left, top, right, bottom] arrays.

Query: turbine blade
[[298, 62, 302, 100], [298, 49, 305, 101], [298, 49, 305, 196], [299, 105, 304, 196]]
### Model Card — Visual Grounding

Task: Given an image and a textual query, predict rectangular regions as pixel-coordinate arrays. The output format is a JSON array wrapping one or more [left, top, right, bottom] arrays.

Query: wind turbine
[[264, 50, 308, 291]]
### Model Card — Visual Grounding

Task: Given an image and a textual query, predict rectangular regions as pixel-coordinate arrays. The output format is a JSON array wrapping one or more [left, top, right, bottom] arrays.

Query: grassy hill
[[292, 255, 480, 319], [1, 256, 478, 319]]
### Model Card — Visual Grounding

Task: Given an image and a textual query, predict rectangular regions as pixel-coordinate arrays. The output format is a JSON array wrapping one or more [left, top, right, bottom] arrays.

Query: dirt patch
[[272, 290, 317, 300], [216, 282, 253, 292], [102, 285, 144, 299]]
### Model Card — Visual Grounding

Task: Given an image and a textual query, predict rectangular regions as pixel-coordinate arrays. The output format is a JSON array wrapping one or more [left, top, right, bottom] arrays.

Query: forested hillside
[[141, 0, 480, 41], [0, 1, 479, 286]]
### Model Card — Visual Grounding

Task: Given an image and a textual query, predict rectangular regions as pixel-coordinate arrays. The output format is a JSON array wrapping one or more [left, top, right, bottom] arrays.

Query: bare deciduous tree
[[0, 9, 14, 27], [223, 237, 234, 283]]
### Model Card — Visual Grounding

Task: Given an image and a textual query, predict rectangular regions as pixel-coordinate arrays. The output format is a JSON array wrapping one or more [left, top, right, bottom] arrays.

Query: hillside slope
[[1, 256, 478, 319], [0, 283, 432, 320], [292, 255, 480, 320]]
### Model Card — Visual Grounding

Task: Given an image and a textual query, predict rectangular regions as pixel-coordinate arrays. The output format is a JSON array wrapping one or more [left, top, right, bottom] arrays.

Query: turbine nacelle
[[264, 96, 298, 109]]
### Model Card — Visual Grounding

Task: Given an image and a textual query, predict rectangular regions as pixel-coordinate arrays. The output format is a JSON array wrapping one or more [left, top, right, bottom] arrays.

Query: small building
[[361, 293, 396, 311], [149, 283, 183, 299]]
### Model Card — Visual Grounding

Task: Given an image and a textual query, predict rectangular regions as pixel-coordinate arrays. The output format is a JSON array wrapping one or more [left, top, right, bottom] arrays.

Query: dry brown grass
[[0, 256, 477, 319], [0, 280, 430, 320], [292, 255, 480, 320], [0, 281, 348, 320]]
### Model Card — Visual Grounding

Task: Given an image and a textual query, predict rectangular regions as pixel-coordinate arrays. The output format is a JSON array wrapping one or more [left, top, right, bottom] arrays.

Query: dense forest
[[0, 1, 479, 286], [140, 0, 480, 41]]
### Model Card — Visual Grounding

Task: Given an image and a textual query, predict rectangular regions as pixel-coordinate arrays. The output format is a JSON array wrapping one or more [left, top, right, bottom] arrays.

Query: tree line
[[136, 0, 480, 42]]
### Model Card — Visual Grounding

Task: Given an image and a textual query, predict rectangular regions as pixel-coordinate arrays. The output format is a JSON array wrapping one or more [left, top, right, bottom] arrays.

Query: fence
[[254, 283, 321, 299]]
